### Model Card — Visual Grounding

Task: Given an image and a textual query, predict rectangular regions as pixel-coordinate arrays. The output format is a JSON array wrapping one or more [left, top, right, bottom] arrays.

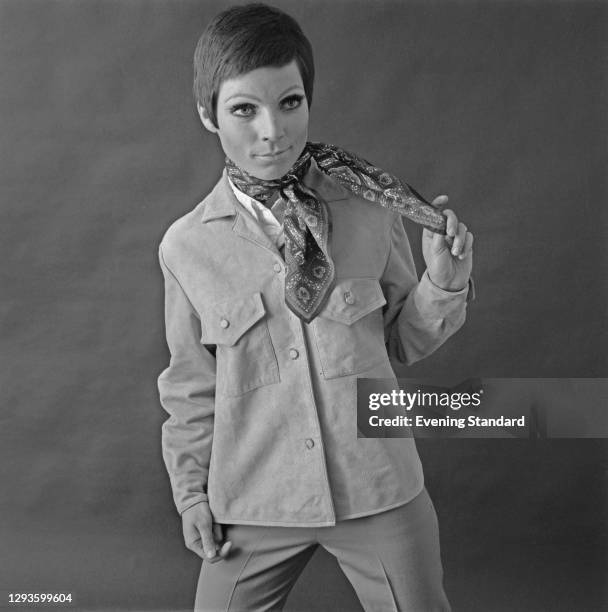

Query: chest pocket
[[201, 292, 279, 397], [311, 278, 388, 379]]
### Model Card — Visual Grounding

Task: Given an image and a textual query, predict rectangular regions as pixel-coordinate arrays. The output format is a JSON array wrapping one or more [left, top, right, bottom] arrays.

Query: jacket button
[[305, 438, 315, 449], [343, 291, 355, 305], [219, 318, 230, 329], [273, 263, 282, 273], [289, 348, 299, 360]]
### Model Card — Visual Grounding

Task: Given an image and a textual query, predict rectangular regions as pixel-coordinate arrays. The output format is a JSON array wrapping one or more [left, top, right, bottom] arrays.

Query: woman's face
[[199, 60, 309, 180]]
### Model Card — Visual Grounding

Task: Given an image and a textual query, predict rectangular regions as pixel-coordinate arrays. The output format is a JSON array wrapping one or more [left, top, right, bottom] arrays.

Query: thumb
[[184, 524, 206, 560]]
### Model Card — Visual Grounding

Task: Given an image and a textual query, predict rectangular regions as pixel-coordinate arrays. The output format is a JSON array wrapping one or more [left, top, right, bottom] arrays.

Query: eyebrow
[[224, 84, 304, 103]]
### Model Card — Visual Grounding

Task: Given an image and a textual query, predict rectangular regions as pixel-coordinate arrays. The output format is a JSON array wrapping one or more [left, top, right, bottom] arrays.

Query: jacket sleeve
[[381, 214, 473, 367], [157, 244, 216, 515]]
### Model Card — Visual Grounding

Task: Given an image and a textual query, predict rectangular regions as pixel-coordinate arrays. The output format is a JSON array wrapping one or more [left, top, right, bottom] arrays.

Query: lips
[[255, 147, 291, 158]]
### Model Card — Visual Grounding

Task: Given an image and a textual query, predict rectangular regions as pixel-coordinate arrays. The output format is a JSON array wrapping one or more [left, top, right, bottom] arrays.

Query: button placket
[[291, 317, 337, 522]]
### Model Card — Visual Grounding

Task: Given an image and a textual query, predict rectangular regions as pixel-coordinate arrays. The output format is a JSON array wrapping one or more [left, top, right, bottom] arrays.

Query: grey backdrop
[[1, 0, 606, 610]]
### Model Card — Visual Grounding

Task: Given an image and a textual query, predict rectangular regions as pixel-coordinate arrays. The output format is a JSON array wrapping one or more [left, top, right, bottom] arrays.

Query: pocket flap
[[320, 278, 386, 325], [201, 292, 266, 346]]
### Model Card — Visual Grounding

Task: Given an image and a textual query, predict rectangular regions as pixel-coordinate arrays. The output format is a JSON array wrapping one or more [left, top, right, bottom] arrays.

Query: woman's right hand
[[182, 502, 232, 562]]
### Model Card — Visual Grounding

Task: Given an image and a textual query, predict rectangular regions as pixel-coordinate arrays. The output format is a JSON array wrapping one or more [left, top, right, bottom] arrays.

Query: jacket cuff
[[178, 494, 209, 516], [412, 270, 473, 319], [426, 273, 476, 302]]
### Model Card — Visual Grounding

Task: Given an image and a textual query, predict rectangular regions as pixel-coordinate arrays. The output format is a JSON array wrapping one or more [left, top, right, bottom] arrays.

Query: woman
[[158, 3, 473, 610]]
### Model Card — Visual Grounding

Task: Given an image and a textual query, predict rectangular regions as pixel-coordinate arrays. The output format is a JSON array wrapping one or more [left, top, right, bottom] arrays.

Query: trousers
[[193, 488, 451, 612]]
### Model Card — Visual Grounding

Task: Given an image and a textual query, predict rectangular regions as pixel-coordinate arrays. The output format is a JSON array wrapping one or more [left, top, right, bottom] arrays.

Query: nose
[[258, 108, 285, 143]]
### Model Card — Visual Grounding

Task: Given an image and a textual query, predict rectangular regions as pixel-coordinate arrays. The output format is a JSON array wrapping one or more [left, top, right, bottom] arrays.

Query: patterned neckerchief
[[226, 141, 445, 323]]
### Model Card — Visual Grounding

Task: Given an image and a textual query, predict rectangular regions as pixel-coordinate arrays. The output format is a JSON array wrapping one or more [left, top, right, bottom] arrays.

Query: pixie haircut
[[193, 3, 314, 128]]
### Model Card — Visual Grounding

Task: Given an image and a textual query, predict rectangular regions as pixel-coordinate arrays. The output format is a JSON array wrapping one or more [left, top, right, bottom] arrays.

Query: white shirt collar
[[227, 178, 284, 248]]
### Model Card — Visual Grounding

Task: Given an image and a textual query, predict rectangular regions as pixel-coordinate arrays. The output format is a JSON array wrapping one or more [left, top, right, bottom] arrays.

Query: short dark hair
[[193, 3, 314, 127]]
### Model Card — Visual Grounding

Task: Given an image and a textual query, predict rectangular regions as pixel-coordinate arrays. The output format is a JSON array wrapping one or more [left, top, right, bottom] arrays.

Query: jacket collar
[[200, 158, 349, 224]]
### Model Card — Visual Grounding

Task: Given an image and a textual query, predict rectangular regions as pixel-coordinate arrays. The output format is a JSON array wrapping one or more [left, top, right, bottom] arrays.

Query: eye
[[280, 94, 304, 111], [230, 102, 256, 118]]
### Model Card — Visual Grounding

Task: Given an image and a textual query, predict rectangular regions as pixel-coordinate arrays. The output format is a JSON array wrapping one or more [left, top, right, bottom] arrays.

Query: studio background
[[1, 0, 606, 610]]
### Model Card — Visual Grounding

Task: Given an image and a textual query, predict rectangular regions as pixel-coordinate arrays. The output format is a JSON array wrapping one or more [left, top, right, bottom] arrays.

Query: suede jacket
[[158, 160, 471, 527]]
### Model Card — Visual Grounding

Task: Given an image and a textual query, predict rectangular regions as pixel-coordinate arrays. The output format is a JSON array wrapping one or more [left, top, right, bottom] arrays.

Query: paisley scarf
[[226, 141, 445, 323]]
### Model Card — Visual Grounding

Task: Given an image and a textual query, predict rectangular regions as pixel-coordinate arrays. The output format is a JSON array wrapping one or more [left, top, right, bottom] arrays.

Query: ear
[[197, 103, 219, 133]]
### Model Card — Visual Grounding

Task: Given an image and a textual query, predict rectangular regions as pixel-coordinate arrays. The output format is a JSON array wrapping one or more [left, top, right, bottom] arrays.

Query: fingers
[[199, 523, 219, 561], [211, 523, 232, 561], [423, 203, 474, 261], [423, 198, 455, 243], [431, 194, 448, 209], [450, 220, 468, 257], [204, 529, 232, 563], [461, 231, 474, 259], [442, 208, 459, 239], [184, 520, 215, 560], [442, 208, 474, 258], [182, 504, 230, 562], [183, 519, 207, 560]]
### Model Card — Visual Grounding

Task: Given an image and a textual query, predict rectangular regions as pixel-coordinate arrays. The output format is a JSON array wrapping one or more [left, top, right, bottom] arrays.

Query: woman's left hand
[[422, 195, 473, 291]]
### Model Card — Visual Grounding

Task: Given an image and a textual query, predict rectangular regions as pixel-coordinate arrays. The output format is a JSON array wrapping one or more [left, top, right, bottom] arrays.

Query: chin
[[247, 145, 304, 181], [249, 161, 293, 181], [260, 168, 289, 180]]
